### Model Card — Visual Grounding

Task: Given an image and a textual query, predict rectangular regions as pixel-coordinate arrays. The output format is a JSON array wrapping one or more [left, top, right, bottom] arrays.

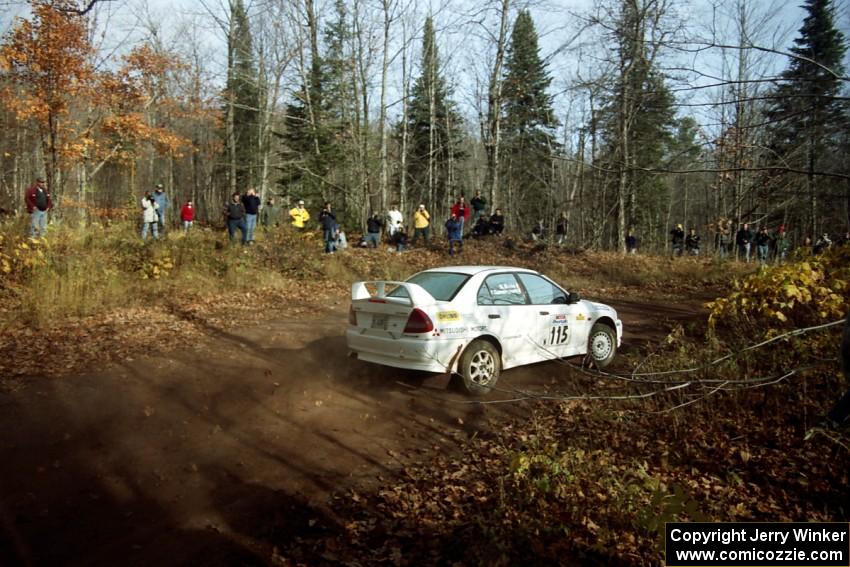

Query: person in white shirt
[[386, 204, 403, 238]]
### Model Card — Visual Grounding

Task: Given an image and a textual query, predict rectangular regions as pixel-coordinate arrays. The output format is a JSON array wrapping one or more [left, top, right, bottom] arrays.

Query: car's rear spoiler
[[351, 280, 435, 307]]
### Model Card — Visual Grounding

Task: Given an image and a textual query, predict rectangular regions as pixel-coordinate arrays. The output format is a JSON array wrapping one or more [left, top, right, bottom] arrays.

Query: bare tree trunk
[[399, 20, 409, 215], [484, 0, 510, 211], [377, 0, 394, 214]]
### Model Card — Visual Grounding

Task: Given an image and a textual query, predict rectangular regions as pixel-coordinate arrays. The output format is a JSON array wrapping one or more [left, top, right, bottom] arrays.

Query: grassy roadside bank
[[0, 221, 747, 379]]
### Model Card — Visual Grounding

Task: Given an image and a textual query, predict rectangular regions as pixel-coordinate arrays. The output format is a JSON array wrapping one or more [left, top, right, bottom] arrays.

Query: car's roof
[[420, 265, 538, 276]]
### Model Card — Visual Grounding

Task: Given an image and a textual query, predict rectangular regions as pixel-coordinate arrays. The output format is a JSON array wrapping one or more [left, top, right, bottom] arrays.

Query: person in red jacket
[[25, 177, 52, 238], [180, 199, 195, 232], [450, 195, 471, 230]]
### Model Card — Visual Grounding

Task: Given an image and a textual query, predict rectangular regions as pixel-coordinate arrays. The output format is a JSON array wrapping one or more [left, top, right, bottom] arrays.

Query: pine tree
[[224, 0, 259, 190], [500, 10, 559, 227], [764, 0, 846, 234], [403, 16, 465, 212], [595, 0, 676, 250], [277, 0, 331, 204]]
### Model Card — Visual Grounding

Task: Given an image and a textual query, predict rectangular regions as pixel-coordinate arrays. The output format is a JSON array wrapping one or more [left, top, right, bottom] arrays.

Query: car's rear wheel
[[458, 339, 501, 396], [588, 323, 616, 368]]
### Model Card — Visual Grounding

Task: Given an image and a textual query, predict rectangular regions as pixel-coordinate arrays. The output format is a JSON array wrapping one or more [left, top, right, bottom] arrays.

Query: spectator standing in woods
[[180, 199, 195, 232], [365, 212, 383, 248], [445, 213, 463, 256], [755, 226, 771, 263], [451, 196, 471, 230], [411, 204, 431, 247], [670, 223, 685, 257], [685, 228, 701, 256], [261, 196, 280, 228], [152, 184, 169, 234], [736, 222, 753, 262], [626, 228, 637, 254], [318, 202, 338, 254], [225, 192, 247, 245], [242, 188, 261, 244], [489, 208, 505, 235], [386, 204, 403, 238], [556, 212, 568, 246], [24, 177, 51, 238], [141, 191, 159, 241], [289, 199, 310, 230], [715, 217, 730, 259], [775, 225, 790, 262], [470, 191, 487, 225]]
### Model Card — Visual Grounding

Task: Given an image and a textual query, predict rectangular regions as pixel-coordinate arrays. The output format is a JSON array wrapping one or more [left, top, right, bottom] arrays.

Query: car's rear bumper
[[616, 319, 623, 346], [346, 328, 466, 373]]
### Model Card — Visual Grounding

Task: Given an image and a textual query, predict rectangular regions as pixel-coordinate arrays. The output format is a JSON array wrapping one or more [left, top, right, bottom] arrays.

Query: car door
[[475, 273, 537, 368], [514, 273, 583, 359]]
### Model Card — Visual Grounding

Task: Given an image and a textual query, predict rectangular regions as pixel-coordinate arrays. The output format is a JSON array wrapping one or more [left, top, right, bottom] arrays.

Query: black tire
[[588, 323, 617, 368], [458, 339, 501, 396]]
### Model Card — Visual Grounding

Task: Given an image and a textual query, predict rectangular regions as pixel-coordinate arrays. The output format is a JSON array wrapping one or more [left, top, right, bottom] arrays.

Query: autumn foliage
[[0, 1, 191, 195]]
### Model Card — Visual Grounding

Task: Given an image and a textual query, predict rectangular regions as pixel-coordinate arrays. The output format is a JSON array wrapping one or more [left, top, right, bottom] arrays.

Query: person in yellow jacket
[[289, 199, 310, 229], [411, 203, 430, 247]]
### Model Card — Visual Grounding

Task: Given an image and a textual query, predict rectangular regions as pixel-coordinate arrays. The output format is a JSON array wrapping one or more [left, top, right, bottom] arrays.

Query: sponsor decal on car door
[[515, 273, 581, 359]]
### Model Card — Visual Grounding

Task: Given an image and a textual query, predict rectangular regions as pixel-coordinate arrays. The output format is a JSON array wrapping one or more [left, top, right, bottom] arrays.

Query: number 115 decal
[[549, 325, 570, 345]]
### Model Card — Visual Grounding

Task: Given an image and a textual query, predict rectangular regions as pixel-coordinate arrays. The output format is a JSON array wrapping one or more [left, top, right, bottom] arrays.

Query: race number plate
[[371, 315, 387, 330]]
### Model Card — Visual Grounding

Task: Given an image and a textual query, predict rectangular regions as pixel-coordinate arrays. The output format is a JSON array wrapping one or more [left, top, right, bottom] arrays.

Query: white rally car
[[346, 266, 622, 395]]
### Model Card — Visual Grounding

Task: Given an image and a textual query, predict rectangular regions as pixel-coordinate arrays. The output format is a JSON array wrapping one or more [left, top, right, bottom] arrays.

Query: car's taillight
[[348, 304, 357, 326], [403, 308, 434, 333]]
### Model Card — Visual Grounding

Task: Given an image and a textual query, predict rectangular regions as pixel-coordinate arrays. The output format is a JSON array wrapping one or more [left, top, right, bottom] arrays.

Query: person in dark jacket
[[814, 233, 832, 255], [685, 228, 701, 256], [531, 220, 546, 242], [735, 222, 753, 262], [754, 226, 771, 263], [626, 228, 638, 254], [471, 215, 491, 238], [489, 208, 505, 235], [670, 223, 685, 257], [318, 202, 338, 254], [470, 191, 487, 225], [556, 212, 568, 246], [392, 225, 409, 252], [25, 177, 52, 238], [241, 189, 261, 244], [224, 193, 247, 245], [445, 213, 463, 255], [365, 213, 383, 248]]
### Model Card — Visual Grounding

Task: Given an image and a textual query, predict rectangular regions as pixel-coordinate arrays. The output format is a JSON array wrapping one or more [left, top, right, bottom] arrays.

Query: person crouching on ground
[[392, 225, 409, 252]]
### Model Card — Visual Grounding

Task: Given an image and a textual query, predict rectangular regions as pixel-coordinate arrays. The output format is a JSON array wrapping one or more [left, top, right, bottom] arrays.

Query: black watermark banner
[[666, 522, 850, 566]]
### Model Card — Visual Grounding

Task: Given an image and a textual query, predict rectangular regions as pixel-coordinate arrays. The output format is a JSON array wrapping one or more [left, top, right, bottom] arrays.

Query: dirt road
[[0, 297, 703, 566]]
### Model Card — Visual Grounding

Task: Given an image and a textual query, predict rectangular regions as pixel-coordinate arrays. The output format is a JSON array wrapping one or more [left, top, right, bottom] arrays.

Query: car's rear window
[[393, 272, 470, 301]]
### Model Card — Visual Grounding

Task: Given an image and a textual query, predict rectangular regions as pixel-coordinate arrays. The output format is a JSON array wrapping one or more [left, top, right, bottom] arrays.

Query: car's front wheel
[[588, 323, 617, 368], [458, 339, 501, 396]]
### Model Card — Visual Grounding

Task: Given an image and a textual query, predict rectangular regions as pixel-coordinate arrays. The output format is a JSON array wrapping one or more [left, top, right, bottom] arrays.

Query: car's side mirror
[[568, 292, 581, 304]]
